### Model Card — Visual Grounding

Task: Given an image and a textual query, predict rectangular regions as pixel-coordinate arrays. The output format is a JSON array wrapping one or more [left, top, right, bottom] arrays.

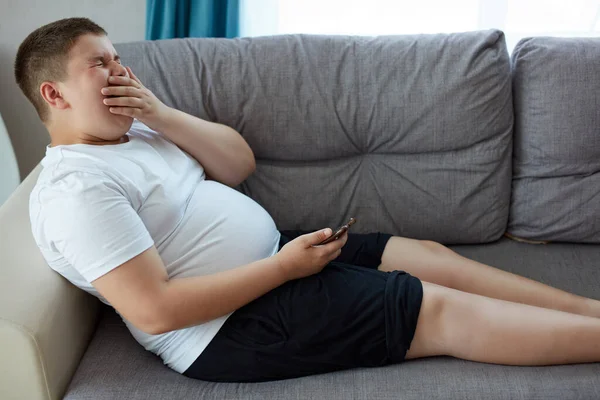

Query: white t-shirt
[[29, 120, 281, 373]]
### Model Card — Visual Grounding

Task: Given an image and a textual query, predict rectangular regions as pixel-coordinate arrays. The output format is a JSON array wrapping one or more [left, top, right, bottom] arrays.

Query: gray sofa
[[1, 30, 599, 399]]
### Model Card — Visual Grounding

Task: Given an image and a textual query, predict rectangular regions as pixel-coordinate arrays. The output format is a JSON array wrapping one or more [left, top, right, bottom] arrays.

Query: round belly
[[158, 180, 281, 278]]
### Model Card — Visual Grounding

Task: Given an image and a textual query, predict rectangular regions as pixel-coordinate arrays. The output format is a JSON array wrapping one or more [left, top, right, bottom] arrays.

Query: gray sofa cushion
[[509, 37, 600, 243], [115, 30, 513, 244], [63, 237, 600, 400]]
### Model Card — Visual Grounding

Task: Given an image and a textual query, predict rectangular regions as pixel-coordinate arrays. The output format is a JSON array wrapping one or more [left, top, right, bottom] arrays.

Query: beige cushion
[[0, 164, 100, 400]]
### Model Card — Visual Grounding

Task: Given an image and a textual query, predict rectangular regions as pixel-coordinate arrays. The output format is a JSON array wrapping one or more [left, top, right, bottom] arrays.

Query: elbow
[[207, 149, 255, 187], [242, 150, 256, 181], [243, 139, 256, 175], [142, 316, 173, 336], [240, 145, 256, 180], [245, 157, 256, 179], [228, 158, 255, 188], [136, 307, 174, 336]]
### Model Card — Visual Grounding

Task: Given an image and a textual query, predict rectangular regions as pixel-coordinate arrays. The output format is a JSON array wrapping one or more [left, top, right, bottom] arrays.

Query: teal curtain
[[146, 0, 239, 40]]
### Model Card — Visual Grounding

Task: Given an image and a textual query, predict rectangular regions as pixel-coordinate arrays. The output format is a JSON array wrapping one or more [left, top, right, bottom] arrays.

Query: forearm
[[154, 107, 256, 187], [154, 255, 287, 334]]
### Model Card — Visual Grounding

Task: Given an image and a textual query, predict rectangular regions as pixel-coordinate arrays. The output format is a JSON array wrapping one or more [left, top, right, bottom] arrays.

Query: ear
[[40, 82, 69, 110]]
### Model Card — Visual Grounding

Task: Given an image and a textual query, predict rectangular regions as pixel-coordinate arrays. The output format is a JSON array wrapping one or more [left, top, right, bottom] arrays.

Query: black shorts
[[183, 230, 424, 382]]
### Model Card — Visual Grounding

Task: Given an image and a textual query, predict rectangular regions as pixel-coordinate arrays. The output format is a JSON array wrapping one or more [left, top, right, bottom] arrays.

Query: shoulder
[[30, 168, 122, 228], [32, 167, 118, 203]]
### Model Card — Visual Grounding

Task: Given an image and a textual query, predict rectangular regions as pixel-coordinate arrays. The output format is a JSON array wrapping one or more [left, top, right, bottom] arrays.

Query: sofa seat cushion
[[64, 237, 600, 400]]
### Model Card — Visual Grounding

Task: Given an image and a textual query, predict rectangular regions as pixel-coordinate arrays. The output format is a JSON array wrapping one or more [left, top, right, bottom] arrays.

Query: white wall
[[0, 0, 146, 180]]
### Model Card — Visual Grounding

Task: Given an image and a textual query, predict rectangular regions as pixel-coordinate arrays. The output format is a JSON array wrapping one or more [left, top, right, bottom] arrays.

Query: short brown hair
[[14, 17, 106, 122]]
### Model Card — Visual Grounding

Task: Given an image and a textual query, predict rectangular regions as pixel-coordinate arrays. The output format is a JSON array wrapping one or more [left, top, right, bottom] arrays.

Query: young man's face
[[58, 33, 133, 140]]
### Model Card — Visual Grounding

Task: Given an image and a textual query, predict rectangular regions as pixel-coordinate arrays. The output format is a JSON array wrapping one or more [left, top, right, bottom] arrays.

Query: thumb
[[311, 228, 332, 243]]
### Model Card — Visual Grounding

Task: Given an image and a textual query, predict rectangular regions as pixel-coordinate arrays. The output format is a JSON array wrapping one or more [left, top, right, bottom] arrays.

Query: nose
[[109, 60, 127, 77]]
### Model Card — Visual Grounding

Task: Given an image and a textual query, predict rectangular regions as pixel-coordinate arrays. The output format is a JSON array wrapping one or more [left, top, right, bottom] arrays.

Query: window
[[240, 0, 600, 52]]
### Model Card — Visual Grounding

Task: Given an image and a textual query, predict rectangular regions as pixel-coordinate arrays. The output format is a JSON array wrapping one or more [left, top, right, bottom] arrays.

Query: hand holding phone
[[313, 217, 356, 246]]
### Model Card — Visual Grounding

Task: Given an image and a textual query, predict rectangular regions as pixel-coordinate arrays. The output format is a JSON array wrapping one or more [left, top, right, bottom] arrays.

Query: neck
[[49, 135, 130, 147], [47, 120, 130, 147]]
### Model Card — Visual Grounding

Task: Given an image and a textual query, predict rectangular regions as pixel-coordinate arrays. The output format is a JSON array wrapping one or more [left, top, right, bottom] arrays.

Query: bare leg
[[378, 236, 600, 318], [405, 281, 600, 365]]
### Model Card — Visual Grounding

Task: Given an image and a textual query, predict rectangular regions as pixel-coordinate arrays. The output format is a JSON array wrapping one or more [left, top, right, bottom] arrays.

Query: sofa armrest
[[0, 164, 100, 400]]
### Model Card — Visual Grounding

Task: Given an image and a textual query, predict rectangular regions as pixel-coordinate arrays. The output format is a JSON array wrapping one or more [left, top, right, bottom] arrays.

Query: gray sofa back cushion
[[115, 30, 513, 244], [509, 37, 600, 243]]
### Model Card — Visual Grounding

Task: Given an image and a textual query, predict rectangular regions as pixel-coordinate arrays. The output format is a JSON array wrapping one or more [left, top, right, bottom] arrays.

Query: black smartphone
[[314, 217, 356, 246]]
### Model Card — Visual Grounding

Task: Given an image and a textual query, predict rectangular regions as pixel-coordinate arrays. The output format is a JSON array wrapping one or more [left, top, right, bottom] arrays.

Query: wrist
[[147, 104, 175, 134], [272, 253, 291, 283]]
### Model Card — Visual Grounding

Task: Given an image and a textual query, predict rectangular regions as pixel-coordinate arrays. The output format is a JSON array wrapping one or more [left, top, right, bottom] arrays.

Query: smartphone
[[313, 217, 357, 246]]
